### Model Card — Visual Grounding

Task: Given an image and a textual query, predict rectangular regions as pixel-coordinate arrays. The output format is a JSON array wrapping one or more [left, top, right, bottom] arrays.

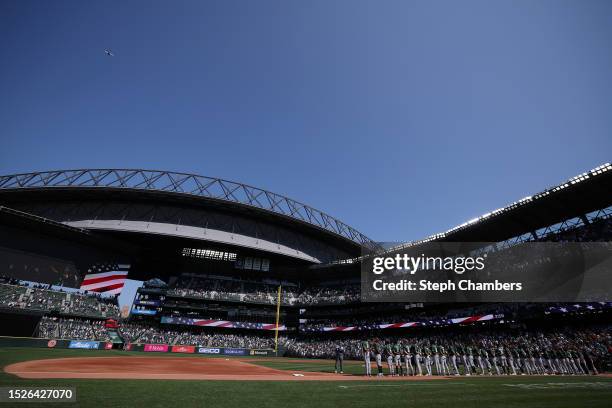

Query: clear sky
[[1, 0, 611, 245]]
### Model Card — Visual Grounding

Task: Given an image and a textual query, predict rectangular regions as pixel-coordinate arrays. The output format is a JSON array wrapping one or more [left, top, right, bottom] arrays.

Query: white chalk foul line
[[338, 382, 470, 389], [503, 382, 612, 390]]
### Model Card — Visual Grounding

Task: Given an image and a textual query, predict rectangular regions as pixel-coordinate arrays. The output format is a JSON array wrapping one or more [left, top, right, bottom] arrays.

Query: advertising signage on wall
[[249, 349, 273, 356], [197, 347, 221, 354], [134, 300, 161, 307], [131, 308, 157, 316], [171, 345, 195, 353], [68, 340, 99, 349], [222, 348, 248, 356], [144, 344, 169, 352]]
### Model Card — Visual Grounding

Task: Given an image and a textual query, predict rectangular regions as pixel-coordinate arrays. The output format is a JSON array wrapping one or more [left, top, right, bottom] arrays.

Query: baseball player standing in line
[[449, 343, 460, 376], [393, 340, 403, 376], [584, 347, 597, 374], [555, 348, 566, 374], [567, 349, 577, 374], [536, 346, 546, 374], [546, 343, 555, 374], [432, 343, 441, 375], [375, 339, 384, 376], [515, 342, 524, 374], [531, 346, 542, 374], [520, 346, 532, 375], [403, 340, 414, 376], [509, 345, 518, 375], [499, 343, 509, 375], [334, 343, 344, 374], [467, 344, 476, 375], [490, 343, 501, 375], [460, 343, 471, 376], [362, 339, 371, 376], [480, 345, 493, 375], [536, 346, 547, 374], [475, 344, 485, 375], [550, 348, 560, 374], [385, 340, 396, 376], [576, 348, 589, 375], [439, 344, 450, 375], [424, 344, 433, 376], [414, 342, 423, 376]]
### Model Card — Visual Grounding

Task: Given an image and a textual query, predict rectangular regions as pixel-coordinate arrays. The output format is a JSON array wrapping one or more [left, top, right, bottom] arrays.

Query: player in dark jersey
[[334, 343, 344, 374]]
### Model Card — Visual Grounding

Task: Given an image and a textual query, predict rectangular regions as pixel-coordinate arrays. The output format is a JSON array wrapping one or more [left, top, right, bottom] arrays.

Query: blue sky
[[119, 280, 143, 311], [1, 0, 611, 247]]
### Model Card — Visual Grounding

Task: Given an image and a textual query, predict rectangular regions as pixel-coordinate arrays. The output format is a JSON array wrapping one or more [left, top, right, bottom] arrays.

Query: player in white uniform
[[424, 345, 433, 376], [461, 344, 471, 376], [403, 341, 414, 376], [490, 345, 501, 375], [393, 341, 402, 376], [374, 340, 384, 376], [414, 343, 423, 376], [449, 344, 460, 376], [385, 342, 396, 376], [362, 340, 371, 376], [432, 344, 441, 375]]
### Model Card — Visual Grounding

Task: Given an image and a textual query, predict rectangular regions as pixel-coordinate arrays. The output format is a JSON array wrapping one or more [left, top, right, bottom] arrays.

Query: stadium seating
[[0, 280, 120, 319], [38, 316, 112, 342]]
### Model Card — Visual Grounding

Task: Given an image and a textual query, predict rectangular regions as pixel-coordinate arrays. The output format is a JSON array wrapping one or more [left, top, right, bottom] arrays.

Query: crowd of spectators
[[116, 321, 282, 348], [38, 316, 112, 342], [294, 286, 360, 305], [168, 276, 360, 306], [299, 303, 542, 330], [537, 217, 612, 242], [41, 318, 282, 349], [168, 276, 299, 305], [300, 302, 612, 331], [0, 278, 120, 318]]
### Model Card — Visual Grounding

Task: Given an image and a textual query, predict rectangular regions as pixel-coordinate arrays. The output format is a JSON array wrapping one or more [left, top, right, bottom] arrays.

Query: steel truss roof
[[0, 169, 378, 249]]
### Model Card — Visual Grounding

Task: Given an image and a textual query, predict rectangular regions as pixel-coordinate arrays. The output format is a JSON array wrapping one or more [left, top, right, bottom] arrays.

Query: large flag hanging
[[80, 263, 130, 295]]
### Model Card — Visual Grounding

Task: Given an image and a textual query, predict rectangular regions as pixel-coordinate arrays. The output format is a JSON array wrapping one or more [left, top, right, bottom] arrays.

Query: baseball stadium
[[0, 165, 611, 407]]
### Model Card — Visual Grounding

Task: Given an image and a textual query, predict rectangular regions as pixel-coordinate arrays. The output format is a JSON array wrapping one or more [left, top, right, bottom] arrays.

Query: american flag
[[80, 263, 130, 295]]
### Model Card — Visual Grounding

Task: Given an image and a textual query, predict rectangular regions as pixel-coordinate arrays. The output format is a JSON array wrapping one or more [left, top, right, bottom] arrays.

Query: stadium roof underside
[[0, 169, 380, 262], [408, 163, 612, 245]]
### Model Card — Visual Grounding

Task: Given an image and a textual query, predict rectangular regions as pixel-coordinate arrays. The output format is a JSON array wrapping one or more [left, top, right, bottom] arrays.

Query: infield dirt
[[5, 356, 452, 381]]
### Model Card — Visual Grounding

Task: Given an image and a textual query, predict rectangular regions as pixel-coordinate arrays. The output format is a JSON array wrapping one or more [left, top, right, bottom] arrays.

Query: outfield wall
[[0, 336, 280, 356], [128, 343, 278, 356]]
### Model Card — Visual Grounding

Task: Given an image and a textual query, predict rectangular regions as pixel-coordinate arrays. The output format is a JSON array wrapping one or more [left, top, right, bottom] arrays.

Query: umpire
[[335, 343, 345, 374]]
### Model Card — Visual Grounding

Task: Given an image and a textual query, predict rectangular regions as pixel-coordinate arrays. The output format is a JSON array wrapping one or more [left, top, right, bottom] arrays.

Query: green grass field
[[0, 347, 611, 408]]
